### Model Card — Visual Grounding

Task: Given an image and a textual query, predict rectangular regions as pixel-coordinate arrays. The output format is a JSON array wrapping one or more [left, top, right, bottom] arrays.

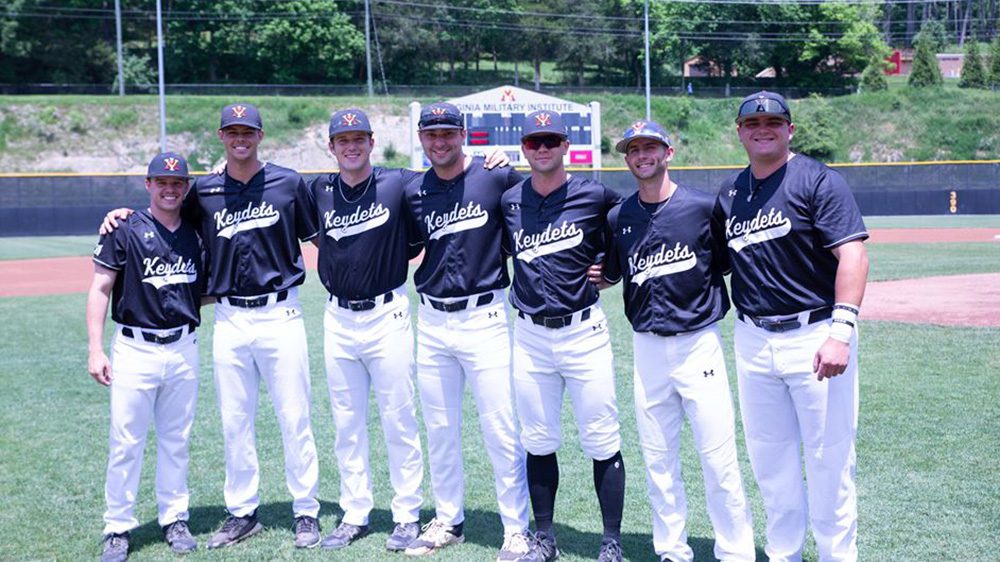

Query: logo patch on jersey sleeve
[[214, 201, 280, 239], [512, 221, 584, 263], [141, 256, 198, 289], [425, 201, 489, 240], [324, 202, 390, 241], [629, 242, 697, 285], [725, 208, 791, 252]]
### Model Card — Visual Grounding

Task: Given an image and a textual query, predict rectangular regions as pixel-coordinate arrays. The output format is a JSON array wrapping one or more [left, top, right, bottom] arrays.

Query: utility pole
[[155, 0, 167, 152], [644, 0, 651, 120]]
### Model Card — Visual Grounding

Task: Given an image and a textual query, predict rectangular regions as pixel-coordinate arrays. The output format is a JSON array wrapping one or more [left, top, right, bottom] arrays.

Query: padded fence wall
[[0, 162, 997, 236]]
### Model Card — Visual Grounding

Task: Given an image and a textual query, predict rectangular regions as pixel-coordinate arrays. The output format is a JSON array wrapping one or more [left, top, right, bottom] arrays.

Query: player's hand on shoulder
[[483, 148, 511, 170], [210, 160, 228, 175], [99, 208, 135, 235], [88, 351, 113, 386], [813, 337, 850, 381]]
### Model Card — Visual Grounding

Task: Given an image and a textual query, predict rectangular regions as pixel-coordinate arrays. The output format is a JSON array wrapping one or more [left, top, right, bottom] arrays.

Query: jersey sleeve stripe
[[300, 231, 320, 242], [92, 257, 123, 271], [823, 231, 869, 249]]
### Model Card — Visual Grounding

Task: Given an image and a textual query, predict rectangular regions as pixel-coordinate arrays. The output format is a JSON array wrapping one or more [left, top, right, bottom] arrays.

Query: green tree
[[913, 19, 948, 52], [860, 56, 889, 92], [908, 33, 943, 88], [958, 40, 987, 89], [988, 34, 1000, 89]]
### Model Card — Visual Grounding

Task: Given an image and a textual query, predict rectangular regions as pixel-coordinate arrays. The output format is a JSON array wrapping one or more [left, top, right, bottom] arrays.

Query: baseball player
[[402, 102, 532, 561], [717, 91, 869, 561], [304, 109, 425, 551], [501, 110, 626, 562], [602, 121, 755, 562], [101, 103, 324, 549], [87, 153, 202, 562]]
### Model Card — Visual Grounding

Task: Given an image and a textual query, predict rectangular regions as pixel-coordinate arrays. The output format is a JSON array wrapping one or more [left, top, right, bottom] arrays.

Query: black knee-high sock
[[593, 451, 625, 542], [526, 452, 559, 535]]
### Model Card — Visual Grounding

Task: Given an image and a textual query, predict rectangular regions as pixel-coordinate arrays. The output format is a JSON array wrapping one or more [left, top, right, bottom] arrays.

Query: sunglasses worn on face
[[523, 135, 564, 150]]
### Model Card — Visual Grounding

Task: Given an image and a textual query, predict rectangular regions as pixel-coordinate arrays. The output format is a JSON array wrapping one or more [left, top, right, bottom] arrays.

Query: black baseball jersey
[[405, 157, 522, 298], [307, 167, 423, 299], [501, 175, 622, 316], [182, 162, 319, 297], [605, 186, 730, 333], [93, 209, 203, 329], [716, 155, 868, 316]]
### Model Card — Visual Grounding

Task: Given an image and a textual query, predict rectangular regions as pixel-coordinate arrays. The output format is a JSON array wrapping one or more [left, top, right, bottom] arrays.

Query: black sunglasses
[[737, 97, 790, 122], [522, 135, 565, 150]]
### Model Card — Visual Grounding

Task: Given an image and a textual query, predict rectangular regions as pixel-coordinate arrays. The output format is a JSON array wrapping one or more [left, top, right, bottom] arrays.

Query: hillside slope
[[0, 88, 997, 174]]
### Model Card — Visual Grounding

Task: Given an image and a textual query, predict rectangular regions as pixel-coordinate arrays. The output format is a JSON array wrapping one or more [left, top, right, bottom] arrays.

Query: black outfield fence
[[0, 161, 997, 237]]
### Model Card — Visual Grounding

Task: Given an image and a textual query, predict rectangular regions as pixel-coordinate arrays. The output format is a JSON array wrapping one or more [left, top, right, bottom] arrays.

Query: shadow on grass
[[126, 500, 767, 560]]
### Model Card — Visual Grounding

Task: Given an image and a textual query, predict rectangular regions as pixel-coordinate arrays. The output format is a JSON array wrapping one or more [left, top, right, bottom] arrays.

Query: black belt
[[518, 308, 591, 329], [420, 292, 494, 312], [121, 324, 195, 345], [220, 290, 289, 309], [737, 306, 832, 333], [332, 291, 394, 312]]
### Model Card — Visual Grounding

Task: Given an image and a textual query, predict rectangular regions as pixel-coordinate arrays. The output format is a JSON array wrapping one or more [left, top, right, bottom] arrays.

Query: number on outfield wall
[[949, 191, 958, 214]]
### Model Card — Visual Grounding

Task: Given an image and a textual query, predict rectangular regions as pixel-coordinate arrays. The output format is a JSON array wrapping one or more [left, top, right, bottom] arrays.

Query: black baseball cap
[[418, 102, 464, 130], [736, 91, 791, 124], [329, 108, 373, 138], [146, 152, 193, 179], [616, 120, 671, 153], [521, 110, 568, 140], [220, 102, 263, 130]]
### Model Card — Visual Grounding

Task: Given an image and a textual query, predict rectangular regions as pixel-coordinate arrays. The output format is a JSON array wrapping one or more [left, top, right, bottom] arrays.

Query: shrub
[[909, 32, 943, 88], [958, 40, 987, 89]]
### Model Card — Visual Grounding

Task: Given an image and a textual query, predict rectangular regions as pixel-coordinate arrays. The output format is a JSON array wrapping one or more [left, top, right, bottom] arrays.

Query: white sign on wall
[[410, 85, 602, 169]]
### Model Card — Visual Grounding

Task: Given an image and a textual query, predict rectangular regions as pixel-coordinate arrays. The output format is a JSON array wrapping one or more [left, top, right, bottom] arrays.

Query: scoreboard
[[409, 86, 602, 169]]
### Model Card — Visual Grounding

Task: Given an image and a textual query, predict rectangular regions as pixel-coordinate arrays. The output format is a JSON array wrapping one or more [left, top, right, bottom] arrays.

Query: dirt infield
[[1, 228, 997, 328]]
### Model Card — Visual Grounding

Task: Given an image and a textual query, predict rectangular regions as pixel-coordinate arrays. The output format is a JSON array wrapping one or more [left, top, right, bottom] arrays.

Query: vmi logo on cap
[[232, 105, 248, 118], [164, 158, 180, 171], [341, 113, 360, 126], [630, 121, 647, 132], [431, 107, 447, 116], [534, 113, 552, 127]]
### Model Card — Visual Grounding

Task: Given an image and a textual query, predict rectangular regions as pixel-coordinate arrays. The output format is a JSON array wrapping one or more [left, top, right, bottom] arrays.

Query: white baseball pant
[[735, 316, 859, 562], [213, 288, 320, 518], [416, 289, 530, 533], [512, 303, 622, 461], [103, 326, 198, 534], [633, 324, 755, 562], [324, 285, 423, 526]]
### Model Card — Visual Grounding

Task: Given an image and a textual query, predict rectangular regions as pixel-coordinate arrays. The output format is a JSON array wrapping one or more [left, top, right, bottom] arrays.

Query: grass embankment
[[1, 82, 998, 172]]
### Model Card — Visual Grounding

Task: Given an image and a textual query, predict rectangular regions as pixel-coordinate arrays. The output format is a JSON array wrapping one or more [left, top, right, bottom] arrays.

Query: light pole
[[155, 0, 166, 152], [115, 0, 124, 96], [644, 0, 651, 120]]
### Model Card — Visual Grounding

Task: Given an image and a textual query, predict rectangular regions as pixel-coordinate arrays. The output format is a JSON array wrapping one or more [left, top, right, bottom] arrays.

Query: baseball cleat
[[597, 538, 624, 562], [386, 521, 420, 551], [320, 522, 369, 550], [496, 529, 532, 561], [162, 520, 197, 554], [404, 518, 465, 556], [206, 511, 263, 549], [293, 515, 321, 548], [100, 531, 130, 562], [523, 530, 559, 562]]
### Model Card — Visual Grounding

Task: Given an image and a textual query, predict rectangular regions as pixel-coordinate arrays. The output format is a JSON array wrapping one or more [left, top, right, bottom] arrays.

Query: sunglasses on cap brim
[[736, 98, 790, 122], [522, 135, 565, 150]]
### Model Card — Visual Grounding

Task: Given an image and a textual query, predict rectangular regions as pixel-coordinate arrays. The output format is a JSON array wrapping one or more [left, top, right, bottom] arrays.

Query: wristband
[[829, 302, 859, 342]]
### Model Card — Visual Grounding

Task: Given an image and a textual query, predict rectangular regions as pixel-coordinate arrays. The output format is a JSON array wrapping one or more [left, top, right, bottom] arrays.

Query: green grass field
[[0, 222, 998, 561]]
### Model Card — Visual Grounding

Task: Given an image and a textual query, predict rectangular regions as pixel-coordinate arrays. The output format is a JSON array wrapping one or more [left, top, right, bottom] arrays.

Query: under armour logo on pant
[[703, 369, 715, 377], [593, 322, 604, 331], [394, 312, 404, 319], [488, 311, 499, 318]]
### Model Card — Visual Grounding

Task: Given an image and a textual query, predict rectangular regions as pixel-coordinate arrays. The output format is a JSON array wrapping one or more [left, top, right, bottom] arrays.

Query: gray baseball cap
[[521, 110, 568, 140], [736, 91, 791, 124], [220, 103, 263, 130], [329, 108, 373, 138], [146, 152, 193, 179], [418, 102, 464, 130], [616, 120, 671, 153]]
